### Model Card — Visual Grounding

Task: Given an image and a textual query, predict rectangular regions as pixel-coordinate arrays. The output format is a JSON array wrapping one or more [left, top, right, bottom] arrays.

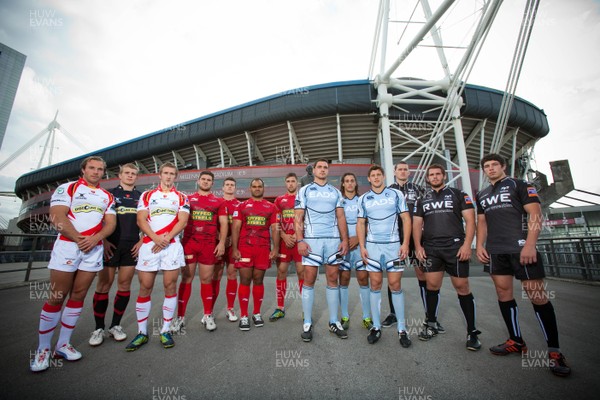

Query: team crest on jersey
[[56, 187, 65, 194], [76, 193, 87, 200], [366, 195, 374, 200], [464, 195, 473, 204]]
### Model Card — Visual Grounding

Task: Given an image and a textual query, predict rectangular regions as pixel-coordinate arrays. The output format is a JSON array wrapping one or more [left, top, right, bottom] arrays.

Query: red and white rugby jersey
[[50, 178, 116, 241], [138, 186, 190, 243]]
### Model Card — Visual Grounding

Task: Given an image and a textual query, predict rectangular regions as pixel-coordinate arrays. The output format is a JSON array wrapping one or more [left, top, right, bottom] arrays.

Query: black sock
[[426, 289, 439, 324], [111, 290, 131, 328], [458, 293, 476, 333], [387, 285, 395, 315], [93, 292, 109, 330], [418, 280, 428, 319], [533, 302, 560, 349], [498, 299, 523, 343]]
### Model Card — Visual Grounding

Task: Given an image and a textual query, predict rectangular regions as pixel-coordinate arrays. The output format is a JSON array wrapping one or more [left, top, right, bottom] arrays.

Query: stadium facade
[[14, 79, 549, 233]]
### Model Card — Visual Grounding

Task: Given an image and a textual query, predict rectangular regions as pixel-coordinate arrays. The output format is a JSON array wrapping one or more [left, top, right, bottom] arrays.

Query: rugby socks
[[226, 279, 237, 309], [359, 285, 371, 320], [37, 302, 62, 351], [458, 293, 477, 333], [177, 282, 192, 318], [339, 285, 349, 319], [498, 299, 523, 343], [370, 289, 382, 329], [111, 290, 130, 328], [387, 286, 395, 315], [161, 294, 177, 333], [92, 292, 109, 330], [200, 283, 214, 315], [325, 286, 340, 324], [391, 289, 406, 332], [418, 280, 428, 317], [56, 299, 83, 349], [301, 285, 314, 324], [135, 296, 151, 335], [252, 284, 264, 315], [425, 289, 440, 324], [276, 278, 287, 309], [211, 279, 221, 309], [238, 284, 251, 317], [533, 302, 560, 349]]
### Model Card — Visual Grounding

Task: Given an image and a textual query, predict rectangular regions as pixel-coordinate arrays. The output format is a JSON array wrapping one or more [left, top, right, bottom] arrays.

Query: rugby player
[[231, 178, 279, 331], [31, 156, 116, 372], [125, 162, 189, 351], [357, 165, 412, 346], [476, 153, 570, 377], [338, 172, 372, 331], [89, 163, 142, 346], [413, 164, 480, 350], [171, 171, 227, 333], [269, 173, 305, 322], [295, 159, 349, 342]]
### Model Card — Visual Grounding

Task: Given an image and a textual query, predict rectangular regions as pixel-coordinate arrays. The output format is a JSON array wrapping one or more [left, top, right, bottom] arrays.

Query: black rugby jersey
[[107, 185, 141, 244], [414, 186, 474, 248], [475, 177, 540, 253], [389, 181, 424, 217]]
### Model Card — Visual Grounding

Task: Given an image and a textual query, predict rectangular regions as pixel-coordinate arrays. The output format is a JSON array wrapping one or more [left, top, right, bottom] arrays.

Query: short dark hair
[[368, 164, 385, 176], [480, 153, 506, 169], [223, 177, 236, 184], [285, 172, 297, 180], [251, 178, 264, 187], [394, 161, 409, 170], [313, 158, 329, 168], [199, 170, 214, 180], [340, 172, 359, 197], [426, 163, 446, 176]]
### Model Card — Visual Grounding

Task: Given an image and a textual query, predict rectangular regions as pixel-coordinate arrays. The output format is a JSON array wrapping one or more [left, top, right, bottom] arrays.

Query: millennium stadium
[[14, 77, 550, 233]]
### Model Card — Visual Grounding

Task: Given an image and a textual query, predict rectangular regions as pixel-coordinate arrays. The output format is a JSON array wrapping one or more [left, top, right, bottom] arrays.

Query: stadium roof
[[15, 79, 549, 199]]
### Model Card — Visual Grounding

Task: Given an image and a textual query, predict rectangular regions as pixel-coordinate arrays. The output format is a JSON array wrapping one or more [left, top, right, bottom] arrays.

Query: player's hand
[[78, 235, 98, 253], [400, 244, 409, 260], [520, 244, 537, 265], [214, 242, 226, 258], [104, 240, 116, 260], [360, 247, 369, 265], [297, 241, 310, 257], [269, 248, 278, 260], [415, 246, 427, 262], [131, 240, 143, 259], [153, 234, 170, 249], [476, 246, 490, 264], [232, 249, 241, 261], [338, 240, 348, 257], [151, 243, 165, 254], [456, 243, 472, 262], [348, 237, 359, 251]]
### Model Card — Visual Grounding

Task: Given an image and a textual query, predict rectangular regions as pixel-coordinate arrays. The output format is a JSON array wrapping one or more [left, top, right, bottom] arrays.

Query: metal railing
[[0, 233, 55, 282], [537, 236, 600, 281]]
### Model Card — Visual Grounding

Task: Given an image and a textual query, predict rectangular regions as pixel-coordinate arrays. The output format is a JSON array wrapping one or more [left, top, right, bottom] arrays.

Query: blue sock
[[302, 285, 314, 325], [391, 289, 406, 332], [370, 289, 382, 329], [339, 285, 349, 319], [360, 286, 371, 320], [326, 286, 339, 324]]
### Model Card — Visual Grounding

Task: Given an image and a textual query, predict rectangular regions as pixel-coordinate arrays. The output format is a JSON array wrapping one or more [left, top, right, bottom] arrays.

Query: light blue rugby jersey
[[357, 187, 408, 243], [342, 196, 359, 237], [295, 182, 344, 238]]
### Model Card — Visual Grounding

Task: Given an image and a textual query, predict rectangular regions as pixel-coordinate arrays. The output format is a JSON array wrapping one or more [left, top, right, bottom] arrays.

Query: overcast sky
[[0, 0, 599, 220]]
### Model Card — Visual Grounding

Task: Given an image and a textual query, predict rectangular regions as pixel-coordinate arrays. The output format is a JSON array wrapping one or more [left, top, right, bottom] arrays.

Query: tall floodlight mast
[[370, 0, 508, 197]]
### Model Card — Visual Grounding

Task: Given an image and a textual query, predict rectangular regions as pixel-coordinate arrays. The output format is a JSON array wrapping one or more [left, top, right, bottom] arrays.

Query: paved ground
[[1, 266, 599, 400]]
